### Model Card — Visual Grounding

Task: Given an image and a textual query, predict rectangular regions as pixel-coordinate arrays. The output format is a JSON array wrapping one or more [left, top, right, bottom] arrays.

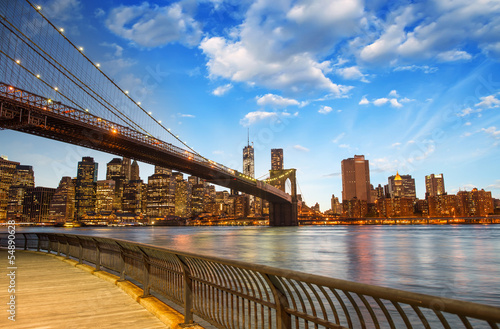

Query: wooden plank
[[0, 250, 166, 328]]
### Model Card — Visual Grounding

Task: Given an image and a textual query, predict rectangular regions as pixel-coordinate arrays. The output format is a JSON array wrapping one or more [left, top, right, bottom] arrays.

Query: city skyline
[[1, 0, 500, 210]]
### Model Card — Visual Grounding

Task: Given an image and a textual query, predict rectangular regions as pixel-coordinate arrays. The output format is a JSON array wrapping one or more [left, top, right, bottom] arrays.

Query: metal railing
[[2, 232, 499, 328]]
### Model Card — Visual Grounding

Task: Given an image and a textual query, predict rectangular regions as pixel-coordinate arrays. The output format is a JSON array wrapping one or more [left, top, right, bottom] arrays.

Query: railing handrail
[[3, 232, 500, 328]]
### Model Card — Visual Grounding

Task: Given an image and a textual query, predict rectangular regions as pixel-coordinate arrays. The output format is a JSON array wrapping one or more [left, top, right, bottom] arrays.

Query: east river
[[17, 224, 500, 306]]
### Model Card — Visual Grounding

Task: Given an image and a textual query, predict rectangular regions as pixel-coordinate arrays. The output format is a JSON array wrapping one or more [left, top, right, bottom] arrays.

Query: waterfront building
[[457, 188, 493, 217], [173, 172, 191, 218], [271, 148, 284, 170], [342, 197, 368, 218], [155, 165, 172, 176], [146, 171, 175, 218], [425, 173, 445, 198], [23, 187, 56, 222], [0, 157, 19, 221], [388, 172, 416, 199], [96, 180, 116, 213], [341, 155, 371, 202], [330, 194, 342, 215], [131, 160, 140, 181], [122, 180, 143, 215], [48, 176, 75, 222], [191, 183, 206, 216], [7, 164, 35, 221], [75, 157, 98, 220], [122, 157, 131, 181]]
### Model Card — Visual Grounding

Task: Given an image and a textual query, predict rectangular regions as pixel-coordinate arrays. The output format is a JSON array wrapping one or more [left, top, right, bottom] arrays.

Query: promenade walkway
[[0, 250, 167, 328]]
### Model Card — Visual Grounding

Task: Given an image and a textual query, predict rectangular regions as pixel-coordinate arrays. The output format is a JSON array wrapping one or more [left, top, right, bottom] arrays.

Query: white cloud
[[101, 42, 124, 57], [487, 180, 500, 189], [95, 8, 105, 18], [336, 66, 369, 82], [481, 126, 500, 139], [388, 90, 399, 98], [293, 145, 309, 152], [200, 0, 363, 95], [465, 122, 471, 126], [179, 113, 195, 118], [256, 94, 300, 108], [212, 150, 224, 155], [106, 2, 202, 48], [458, 107, 476, 117], [338, 144, 350, 148], [212, 84, 233, 96], [436, 50, 472, 62], [475, 95, 500, 109], [359, 96, 369, 105], [318, 106, 333, 114], [389, 98, 402, 108], [239, 111, 278, 126], [358, 2, 500, 64], [393, 65, 438, 73], [373, 98, 389, 106], [391, 142, 401, 148]]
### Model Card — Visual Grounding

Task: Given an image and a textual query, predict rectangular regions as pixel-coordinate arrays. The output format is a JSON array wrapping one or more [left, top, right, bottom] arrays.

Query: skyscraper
[[243, 143, 255, 178], [75, 157, 98, 220], [122, 157, 131, 181], [271, 148, 284, 170], [7, 165, 35, 220], [0, 157, 19, 220], [388, 172, 416, 199], [131, 160, 140, 181], [426, 173, 445, 197], [23, 187, 56, 222], [341, 155, 371, 202], [48, 176, 75, 222]]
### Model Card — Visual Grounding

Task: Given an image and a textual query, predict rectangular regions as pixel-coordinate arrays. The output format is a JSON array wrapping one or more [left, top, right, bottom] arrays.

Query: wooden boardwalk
[[0, 250, 166, 328]]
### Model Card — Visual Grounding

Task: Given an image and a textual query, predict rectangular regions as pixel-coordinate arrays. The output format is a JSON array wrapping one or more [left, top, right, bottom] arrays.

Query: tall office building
[[131, 160, 140, 181], [95, 180, 116, 213], [7, 165, 35, 220], [341, 155, 371, 202], [388, 172, 416, 199], [48, 176, 75, 222], [23, 187, 56, 222], [122, 157, 131, 181], [106, 158, 123, 180], [0, 157, 19, 220], [106, 158, 126, 211], [146, 171, 175, 218], [122, 179, 143, 215], [75, 157, 98, 220], [426, 174, 445, 198], [173, 172, 191, 218], [271, 148, 284, 170], [243, 143, 255, 178]]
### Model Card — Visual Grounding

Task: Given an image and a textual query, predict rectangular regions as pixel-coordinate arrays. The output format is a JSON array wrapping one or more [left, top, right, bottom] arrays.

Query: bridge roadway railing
[[2, 233, 499, 329]]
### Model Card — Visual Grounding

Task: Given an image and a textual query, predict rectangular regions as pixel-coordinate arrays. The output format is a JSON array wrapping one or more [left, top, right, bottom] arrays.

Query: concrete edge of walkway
[[27, 251, 204, 329]]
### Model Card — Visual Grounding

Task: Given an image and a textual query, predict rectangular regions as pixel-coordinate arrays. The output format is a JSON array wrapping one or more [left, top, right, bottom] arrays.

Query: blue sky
[[2, 0, 500, 210]]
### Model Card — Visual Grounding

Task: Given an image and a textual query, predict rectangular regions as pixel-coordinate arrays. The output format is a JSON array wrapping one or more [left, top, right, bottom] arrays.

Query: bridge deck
[[0, 250, 166, 328]]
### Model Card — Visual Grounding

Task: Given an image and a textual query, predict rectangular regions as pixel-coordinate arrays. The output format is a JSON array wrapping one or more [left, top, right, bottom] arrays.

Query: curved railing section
[[2, 232, 499, 328]]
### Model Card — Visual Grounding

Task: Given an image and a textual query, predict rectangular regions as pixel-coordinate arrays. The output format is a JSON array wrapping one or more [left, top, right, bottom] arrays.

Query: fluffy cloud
[[43, 0, 82, 21], [256, 94, 300, 108], [336, 66, 369, 82], [476, 94, 500, 109], [318, 105, 333, 114], [361, 90, 407, 108], [481, 126, 500, 139], [359, 1, 500, 64], [106, 2, 202, 47], [212, 84, 233, 96], [293, 145, 309, 152], [239, 111, 277, 126], [200, 0, 363, 95], [359, 96, 369, 105]]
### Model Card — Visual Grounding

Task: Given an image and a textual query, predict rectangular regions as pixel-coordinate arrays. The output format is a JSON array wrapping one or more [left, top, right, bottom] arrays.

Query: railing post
[[93, 238, 101, 271], [23, 233, 27, 250], [77, 237, 83, 264], [174, 254, 194, 325], [57, 238, 61, 256], [138, 247, 151, 297], [36, 234, 41, 251], [263, 274, 291, 329], [65, 239, 70, 259], [47, 235, 51, 254]]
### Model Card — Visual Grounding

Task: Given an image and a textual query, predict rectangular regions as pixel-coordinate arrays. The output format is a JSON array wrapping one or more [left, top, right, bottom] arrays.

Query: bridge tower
[[268, 169, 298, 226]]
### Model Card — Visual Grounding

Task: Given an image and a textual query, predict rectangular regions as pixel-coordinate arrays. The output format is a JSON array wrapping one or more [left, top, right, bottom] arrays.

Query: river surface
[[17, 225, 500, 306]]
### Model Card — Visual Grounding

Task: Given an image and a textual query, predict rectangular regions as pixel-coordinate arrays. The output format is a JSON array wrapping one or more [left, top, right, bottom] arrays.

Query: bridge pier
[[269, 200, 298, 226]]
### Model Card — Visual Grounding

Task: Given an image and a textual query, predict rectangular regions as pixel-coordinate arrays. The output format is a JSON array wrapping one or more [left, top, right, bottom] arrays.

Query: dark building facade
[[75, 157, 98, 219]]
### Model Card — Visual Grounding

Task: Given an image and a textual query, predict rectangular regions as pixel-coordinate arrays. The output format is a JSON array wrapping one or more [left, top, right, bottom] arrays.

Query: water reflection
[[18, 225, 500, 306]]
